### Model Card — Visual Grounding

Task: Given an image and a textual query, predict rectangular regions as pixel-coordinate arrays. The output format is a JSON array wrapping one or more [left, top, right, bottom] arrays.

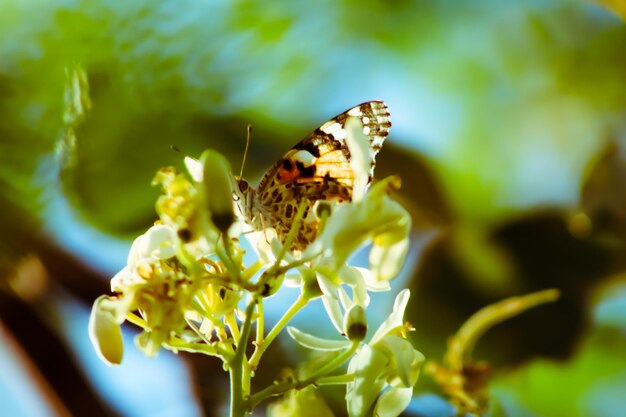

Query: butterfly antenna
[[239, 124, 252, 178]]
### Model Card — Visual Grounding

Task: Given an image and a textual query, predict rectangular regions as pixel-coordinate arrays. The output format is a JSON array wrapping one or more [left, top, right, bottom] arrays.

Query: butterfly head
[[233, 177, 255, 221]]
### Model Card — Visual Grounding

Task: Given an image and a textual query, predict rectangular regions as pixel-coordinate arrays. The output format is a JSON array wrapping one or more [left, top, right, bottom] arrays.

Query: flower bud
[[314, 200, 333, 219], [301, 269, 322, 300], [260, 272, 285, 298], [200, 150, 235, 233], [344, 305, 367, 341]]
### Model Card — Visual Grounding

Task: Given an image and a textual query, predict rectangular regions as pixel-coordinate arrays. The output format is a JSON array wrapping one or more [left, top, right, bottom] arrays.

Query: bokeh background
[[1, 1, 626, 416]]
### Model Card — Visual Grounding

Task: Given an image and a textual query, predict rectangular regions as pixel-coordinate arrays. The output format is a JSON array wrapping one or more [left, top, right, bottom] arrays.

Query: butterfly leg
[[258, 213, 271, 245]]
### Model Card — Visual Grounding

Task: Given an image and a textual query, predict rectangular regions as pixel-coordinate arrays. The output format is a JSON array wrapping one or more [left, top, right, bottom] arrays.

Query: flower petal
[[200, 150, 236, 233], [305, 177, 411, 279], [339, 266, 370, 307], [316, 271, 340, 297], [369, 238, 410, 282], [370, 289, 411, 345], [338, 286, 354, 312], [373, 386, 413, 417], [184, 156, 203, 182], [128, 225, 177, 268], [110, 266, 142, 293], [345, 116, 371, 203], [287, 327, 351, 351], [284, 273, 303, 287], [346, 345, 387, 417], [354, 266, 391, 292], [378, 335, 424, 387], [89, 295, 125, 365], [267, 386, 336, 417], [322, 295, 345, 334]]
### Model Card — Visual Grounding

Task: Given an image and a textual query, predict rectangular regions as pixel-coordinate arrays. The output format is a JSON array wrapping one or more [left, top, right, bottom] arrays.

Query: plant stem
[[444, 288, 560, 371], [164, 337, 226, 358], [247, 341, 359, 409], [316, 373, 355, 385], [271, 199, 308, 267], [217, 234, 240, 281], [248, 295, 307, 369], [229, 363, 245, 417], [229, 298, 257, 417], [226, 312, 241, 344]]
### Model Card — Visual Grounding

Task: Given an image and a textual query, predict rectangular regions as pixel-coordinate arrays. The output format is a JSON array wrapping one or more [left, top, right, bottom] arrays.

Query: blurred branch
[[425, 289, 560, 415], [0, 259, 118, 417], [0, 321, 73, 417]]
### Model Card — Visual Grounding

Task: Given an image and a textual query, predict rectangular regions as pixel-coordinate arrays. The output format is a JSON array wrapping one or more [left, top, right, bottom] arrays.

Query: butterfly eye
[[238, 180, 249, 193]]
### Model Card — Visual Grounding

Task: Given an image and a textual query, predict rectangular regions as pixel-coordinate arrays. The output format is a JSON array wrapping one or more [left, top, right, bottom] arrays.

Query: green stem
[[271, 199, 308, 268], [444, 288, 560, 371], [248, 295, 308, 369], [229, 298, 258, 417], [269, 254, 318, 277], [164, 337, 228, 358], [316, 373, 355, 385], [229, 361, 245, 417], [217, 235, 240, 281], [226, 312, 241, 344], [247, 341, 359, 409], [255, 299, 264, 352], [125, 312, 148, 328]]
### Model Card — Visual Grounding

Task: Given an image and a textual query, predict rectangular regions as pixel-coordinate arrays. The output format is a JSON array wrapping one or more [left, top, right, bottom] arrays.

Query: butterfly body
[[236, 101, 391, 250]]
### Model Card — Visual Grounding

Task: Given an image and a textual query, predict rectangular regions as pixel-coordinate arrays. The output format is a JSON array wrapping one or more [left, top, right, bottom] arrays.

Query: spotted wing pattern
[[248, 100, 391, 250]]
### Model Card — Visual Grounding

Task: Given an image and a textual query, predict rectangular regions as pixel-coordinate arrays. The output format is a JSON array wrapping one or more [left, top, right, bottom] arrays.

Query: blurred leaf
[[451, 225, 518, 296], [492, 326, 626, 417], [590, 274, 626, 329], [267, 386, 335, 417], [596, 0, 626, 20], [491, 276, 626, 416], [580, 139, 626, 239]]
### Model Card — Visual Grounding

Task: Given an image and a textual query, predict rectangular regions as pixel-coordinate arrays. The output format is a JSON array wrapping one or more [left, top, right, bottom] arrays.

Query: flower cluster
[[89, 128, 422, 417]]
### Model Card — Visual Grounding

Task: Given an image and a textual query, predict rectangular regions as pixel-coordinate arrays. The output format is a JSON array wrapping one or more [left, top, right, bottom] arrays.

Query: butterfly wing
[[257, 101, 391, 200], [253, 100, 391, 248]]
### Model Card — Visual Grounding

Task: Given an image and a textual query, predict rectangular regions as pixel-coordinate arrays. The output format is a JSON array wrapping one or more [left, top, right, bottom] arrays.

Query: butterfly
[[235, 101, 391, 251]]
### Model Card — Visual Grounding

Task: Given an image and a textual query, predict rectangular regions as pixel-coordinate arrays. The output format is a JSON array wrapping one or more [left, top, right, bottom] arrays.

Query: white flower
[[304, 176, 411, 283], [89, 295, 127, 365], [91, 223, 179, 364], [267, 386, 336, 417], [184, 156, 203, 182], [285, 290, 423, 417], [344, 116, 371, 203], [111, 224, 177, 292], [346, 289, 424, 417]]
